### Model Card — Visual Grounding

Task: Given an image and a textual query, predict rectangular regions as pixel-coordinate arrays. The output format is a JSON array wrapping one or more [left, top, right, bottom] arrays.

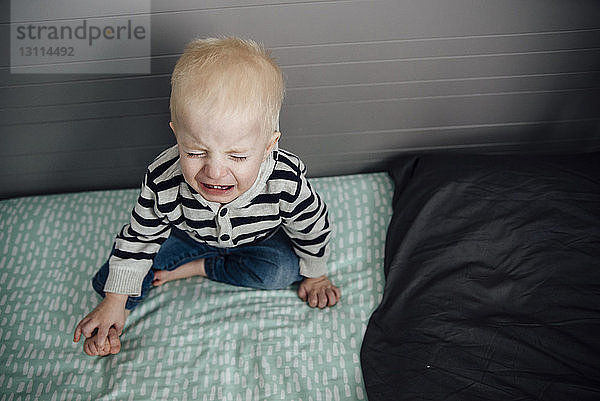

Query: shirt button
[[219, 208, 228, 217], [220, 234, 230, 241]]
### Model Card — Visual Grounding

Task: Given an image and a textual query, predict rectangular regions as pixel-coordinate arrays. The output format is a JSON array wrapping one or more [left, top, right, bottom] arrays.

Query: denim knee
[[254, 230, 302, 289], [205, 252, 301, 290], [258, 248, 302, 290], [205, 229, 302, 290]]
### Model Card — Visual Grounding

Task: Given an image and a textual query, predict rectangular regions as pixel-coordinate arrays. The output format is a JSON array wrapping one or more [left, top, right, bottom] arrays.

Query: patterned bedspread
[[0, 172, 392, 401]]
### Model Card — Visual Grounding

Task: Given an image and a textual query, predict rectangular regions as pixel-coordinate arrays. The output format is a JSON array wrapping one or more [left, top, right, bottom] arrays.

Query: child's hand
[[83, 326, 122, 356], [298, 275, 341, 308], [73, 293, 129, 350]]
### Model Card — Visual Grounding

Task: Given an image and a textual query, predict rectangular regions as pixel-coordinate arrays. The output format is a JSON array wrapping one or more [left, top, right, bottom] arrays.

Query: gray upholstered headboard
[[2, 0, 600, 199]]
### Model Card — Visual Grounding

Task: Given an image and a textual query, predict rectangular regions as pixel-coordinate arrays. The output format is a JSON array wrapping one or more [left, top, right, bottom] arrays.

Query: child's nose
[[202, 159, 227, 180]]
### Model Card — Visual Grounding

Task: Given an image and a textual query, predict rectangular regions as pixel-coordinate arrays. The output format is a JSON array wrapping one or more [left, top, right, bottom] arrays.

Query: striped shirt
[[104, 144, 331, 296]]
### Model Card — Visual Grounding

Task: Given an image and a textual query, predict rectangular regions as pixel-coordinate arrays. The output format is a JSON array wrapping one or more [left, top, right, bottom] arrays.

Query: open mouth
[[202, 183, 234, 191]]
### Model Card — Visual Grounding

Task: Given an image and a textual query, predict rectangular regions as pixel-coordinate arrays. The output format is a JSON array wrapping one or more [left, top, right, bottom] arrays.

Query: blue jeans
[[92, 228, 302, 310]]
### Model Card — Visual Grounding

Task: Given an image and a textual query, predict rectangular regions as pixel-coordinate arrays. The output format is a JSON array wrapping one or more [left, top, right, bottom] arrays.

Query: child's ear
[[169, 122, 176, 135], [264, 131, 281, 159]]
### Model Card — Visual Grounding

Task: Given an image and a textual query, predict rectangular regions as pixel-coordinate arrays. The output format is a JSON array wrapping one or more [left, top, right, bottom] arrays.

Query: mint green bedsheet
[[0, 172, 393, 401]]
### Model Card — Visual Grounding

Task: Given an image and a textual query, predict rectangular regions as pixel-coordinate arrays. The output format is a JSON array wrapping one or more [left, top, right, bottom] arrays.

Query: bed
[[0, 172, 393, 401], [2, 153, 599, 401], [361, 152, 600, 401]]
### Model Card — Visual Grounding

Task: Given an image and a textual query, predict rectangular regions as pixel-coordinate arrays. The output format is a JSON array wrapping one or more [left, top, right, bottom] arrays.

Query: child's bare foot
[[83, 326, 121, 356], [152, 259, 206, 286]]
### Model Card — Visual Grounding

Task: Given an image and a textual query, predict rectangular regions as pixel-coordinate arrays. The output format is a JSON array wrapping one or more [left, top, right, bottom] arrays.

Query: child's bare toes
[[101, 340, 112, 355], [152, 269, 168, 286], [107, 327, 121, 354], [83, 334, 114, 356], [326, 287, 340, 307], [83, 337, 96, 356]]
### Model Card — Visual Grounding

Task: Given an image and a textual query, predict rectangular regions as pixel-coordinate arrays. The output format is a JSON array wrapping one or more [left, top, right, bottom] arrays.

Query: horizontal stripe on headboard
[[1, 0, 599, 198]]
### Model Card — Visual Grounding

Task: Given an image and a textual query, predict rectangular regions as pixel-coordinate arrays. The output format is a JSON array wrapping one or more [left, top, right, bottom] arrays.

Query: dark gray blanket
[[361, 153, 600, 401]]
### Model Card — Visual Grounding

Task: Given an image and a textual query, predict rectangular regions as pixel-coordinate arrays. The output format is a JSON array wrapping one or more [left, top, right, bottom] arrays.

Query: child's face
[[171, 111, 278, 204]]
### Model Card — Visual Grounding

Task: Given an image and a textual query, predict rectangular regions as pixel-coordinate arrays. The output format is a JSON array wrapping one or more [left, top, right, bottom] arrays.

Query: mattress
[[0, 172, 393, 401]]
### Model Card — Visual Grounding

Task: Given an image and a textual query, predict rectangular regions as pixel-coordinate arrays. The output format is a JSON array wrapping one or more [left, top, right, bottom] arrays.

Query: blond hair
[[170, 37, 285, 136]]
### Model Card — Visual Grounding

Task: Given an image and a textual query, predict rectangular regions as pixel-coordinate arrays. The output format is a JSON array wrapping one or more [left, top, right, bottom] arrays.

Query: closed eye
[[186, 152, 205, 158], [230, 155, 248, 161]]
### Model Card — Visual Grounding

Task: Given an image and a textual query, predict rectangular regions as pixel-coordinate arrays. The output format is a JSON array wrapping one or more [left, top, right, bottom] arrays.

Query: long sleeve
[[103, 171, 171, 296], [280, 156, 331, 278]]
